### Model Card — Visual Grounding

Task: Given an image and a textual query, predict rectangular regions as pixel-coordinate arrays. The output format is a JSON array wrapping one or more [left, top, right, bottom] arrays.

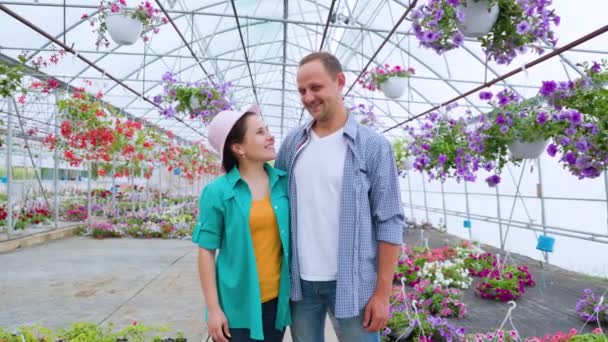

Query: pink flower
[[110, 3, 120, 12], [81, 13, 89, 19]]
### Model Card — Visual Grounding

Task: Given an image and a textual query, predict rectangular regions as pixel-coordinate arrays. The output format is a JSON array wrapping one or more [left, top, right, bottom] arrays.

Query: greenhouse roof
[[1, 0, 607, 144]]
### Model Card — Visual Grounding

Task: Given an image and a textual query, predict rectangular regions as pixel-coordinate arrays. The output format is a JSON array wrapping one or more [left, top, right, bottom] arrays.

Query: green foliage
[[392, 138, 411, 168], [556, 60, 608, 122], [479, 0, 525, 56], [0, 56, 27, 98], [569, 333, 608, 342]]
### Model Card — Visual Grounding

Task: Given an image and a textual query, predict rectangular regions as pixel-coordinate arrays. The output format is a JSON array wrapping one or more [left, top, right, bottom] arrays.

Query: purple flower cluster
[[411, 0, 466, 54], [156, 71, 232, 123], [545, 110, 606, 179], [482, 0, 559, 65], [417, 314, 466, 342], [412, 0, 559, 65], [407, 109, 487, 183], [348, 103, 379, 130], [576, 288, 608, 323]]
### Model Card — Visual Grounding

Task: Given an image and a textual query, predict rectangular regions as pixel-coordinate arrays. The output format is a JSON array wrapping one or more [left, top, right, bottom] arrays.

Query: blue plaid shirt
[[275, 113, 405, 318]]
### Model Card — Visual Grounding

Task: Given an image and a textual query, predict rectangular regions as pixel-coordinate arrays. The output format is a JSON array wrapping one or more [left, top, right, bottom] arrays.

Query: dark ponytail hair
[[221, 112, 256, 173]]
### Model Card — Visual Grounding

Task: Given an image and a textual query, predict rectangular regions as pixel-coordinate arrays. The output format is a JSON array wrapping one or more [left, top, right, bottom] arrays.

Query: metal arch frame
[[290, 22, 482, 114], [301, 0, 499, 115], [34, 1, 256, 101], [157, 54, 412, 131], [4, 0, 602, 142], [6, 0, 479, 124], [114, 25, 286, 128], [129, 36, 420, 127]]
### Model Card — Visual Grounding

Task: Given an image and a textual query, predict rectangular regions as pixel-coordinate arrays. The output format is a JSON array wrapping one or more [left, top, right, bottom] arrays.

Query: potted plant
[[392, 138, 415, 171], [539, 60, 608, 179], [456, 0, 500, 38], [155, 72, 232, 123], [478, 89, 556, 161], [88, 221, 122, 239], [82, 0, 168, 48], [576, 288, 608, 323], [407, 279, 468, 318], [411, 0, 559, 65], [358, 64, 415, 99], [463, 252, 498, 277], [475, 263, 534, 301], [407, 109, 479, 183], [0, 56, 27, 98], [465, 329, 519, 342], [418, 259, 473, 289]]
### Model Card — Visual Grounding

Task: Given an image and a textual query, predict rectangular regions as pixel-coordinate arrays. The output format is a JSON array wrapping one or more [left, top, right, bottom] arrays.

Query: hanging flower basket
[[189, 95, 201, 110], [358, 64, 414, 99], [401, 156, 416, 170], [106, 12, 144, 45], [82, 1, 168, 49], [379, 76, 408, 99], [155, 71, 233, 123], [507, 138, 549, 159], [411, 0, 560, 65], [456, 0, 500, 38]]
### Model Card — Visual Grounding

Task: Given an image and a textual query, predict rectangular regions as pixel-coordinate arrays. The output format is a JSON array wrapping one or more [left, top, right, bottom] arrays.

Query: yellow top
[[249, 196, 282, 302]]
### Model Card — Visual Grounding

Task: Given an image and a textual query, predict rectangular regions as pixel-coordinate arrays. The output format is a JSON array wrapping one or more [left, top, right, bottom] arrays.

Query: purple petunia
[[516, 21, 531, 34], [547, 143, 558, 157], [539, 80, 557, 96], [485, 175, 501, 187], [536, 111, 548, 125], [479, 91, 493, 100]]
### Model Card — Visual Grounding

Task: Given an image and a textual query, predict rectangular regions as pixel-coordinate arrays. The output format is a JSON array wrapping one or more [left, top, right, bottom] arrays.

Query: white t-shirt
[[294, 128, 347, 281]]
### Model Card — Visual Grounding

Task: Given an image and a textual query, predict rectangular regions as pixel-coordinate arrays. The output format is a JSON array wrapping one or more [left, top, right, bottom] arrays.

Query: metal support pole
[[53, 100, 59, 230], [496, 184, 505, 251], [87, 161, 92, 224], [111, 161, 116, 218], [159, 167, 162, 209], [464, 181, 473, 241], [6, 100, 13, 239], [421, 173, 430, 223], [440, 182, 448, 230], [131, 166, 135, 213], [536, 158, 550, 263], [604, 171, 608, 235], [406, 172, 415, 223]]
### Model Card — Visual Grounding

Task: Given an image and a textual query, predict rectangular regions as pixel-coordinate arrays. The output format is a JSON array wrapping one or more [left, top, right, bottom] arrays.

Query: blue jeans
[[290, 280, 380, 342]]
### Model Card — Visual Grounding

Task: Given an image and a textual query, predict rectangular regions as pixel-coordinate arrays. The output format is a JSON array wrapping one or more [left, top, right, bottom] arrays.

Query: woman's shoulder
[[199, 174, 231, 199]]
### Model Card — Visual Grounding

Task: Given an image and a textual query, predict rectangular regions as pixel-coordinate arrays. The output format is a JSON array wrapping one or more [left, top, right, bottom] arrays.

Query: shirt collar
[[225, 163, 285, 189], [302, 109, 358, 141]]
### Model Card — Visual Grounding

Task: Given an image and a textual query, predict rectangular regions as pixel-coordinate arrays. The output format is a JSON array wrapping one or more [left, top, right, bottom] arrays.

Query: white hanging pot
[[379, 76, 407, 99], [401, 156, 415, 170], [106, 12, 143, 45], [508, 139, 549, 159], [456, 0, 500, 38], [189, 95, 201, 110]]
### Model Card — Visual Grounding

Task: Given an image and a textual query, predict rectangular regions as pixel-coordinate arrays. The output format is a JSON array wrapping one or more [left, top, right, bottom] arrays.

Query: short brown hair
[[299, 52, 343, 79]]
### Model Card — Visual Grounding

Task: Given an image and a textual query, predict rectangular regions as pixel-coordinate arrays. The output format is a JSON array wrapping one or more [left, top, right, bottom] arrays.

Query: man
[[275, 52, 405, 341]]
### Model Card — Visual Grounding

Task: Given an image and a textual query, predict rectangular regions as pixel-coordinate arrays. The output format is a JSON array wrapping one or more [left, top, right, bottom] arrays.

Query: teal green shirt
[[192, 164, 291, 340]]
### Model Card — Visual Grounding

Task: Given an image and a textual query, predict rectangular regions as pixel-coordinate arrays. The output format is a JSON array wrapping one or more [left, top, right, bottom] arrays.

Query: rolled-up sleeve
[[369, 137, 405, 245], [192, 185, 223, 250]]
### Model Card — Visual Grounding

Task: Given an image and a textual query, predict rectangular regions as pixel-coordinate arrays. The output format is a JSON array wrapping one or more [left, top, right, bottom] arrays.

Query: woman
[[193, 105, 290, 342]]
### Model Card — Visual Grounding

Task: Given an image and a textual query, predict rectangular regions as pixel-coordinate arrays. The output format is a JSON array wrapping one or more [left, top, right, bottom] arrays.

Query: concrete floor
[[0, 236, 337, 341], [4, 230, 604, 341]]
